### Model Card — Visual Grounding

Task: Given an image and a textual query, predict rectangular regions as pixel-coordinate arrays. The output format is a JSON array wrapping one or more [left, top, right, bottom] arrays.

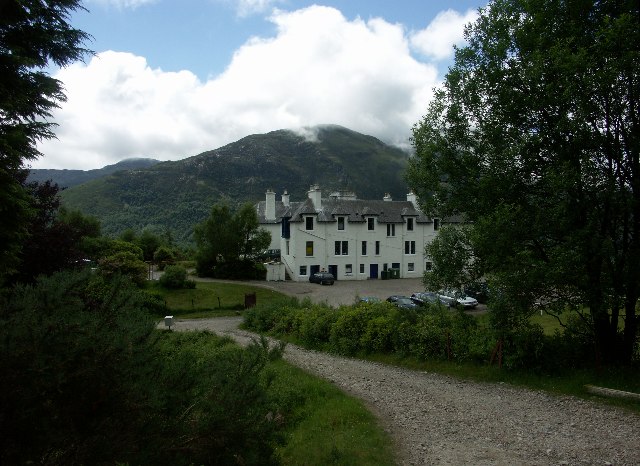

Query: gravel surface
[[166, 316, 640, 466]]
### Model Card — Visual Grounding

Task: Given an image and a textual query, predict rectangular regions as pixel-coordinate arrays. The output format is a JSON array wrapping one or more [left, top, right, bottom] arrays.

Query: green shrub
[[329, 306, 384, 355], [298, 306, 339, 348], [360, 314, 397, 353], [0, 270, 284, 466], [159, 264, 192, 289], [502, 323, 546, 370]]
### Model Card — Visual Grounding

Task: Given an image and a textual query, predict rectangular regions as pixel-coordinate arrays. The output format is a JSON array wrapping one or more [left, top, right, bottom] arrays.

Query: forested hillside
[[28, 158, 161, 188], [61, 125, 411, 243]]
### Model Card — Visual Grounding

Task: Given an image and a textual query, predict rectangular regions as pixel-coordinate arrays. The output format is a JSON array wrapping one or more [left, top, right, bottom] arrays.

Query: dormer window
[[433, 218, 440, 231], [337, 216, 345, 231], [367, 218, 375, 231], [305, 216, 314, 230], [407, 217, 414, 231]]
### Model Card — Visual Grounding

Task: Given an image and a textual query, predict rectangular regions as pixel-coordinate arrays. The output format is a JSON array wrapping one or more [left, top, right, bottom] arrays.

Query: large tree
[[407, 0, 639, 364], [194, 203, 271, 277], [0, 0, 91, 281]]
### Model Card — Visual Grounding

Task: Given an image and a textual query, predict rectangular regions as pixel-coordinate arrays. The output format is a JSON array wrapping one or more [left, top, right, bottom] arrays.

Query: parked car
[[386, 295, 421, 310], [464, 282, 490, 304], [309, 271, 335, 285], [410, 291, 441, 306], [436, 289, 478, 309], [358, 296, 381, 303]]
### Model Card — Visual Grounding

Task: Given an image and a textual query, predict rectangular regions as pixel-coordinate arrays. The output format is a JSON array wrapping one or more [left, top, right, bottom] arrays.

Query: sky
[[32, 0, 486, 170]]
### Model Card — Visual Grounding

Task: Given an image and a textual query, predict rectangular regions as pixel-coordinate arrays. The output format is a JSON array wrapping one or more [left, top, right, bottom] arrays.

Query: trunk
[[622, 303, 638, 363]]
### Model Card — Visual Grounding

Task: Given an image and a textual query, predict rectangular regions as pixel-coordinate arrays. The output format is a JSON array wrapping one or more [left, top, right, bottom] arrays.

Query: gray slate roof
[[257, 197, 448, 225]]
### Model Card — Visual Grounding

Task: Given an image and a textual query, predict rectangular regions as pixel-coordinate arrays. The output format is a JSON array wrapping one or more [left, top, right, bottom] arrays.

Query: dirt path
[[167, 316, 640, 465]]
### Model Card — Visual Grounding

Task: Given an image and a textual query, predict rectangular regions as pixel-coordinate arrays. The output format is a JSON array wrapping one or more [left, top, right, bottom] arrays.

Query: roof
[[257, 197, 444, 224]]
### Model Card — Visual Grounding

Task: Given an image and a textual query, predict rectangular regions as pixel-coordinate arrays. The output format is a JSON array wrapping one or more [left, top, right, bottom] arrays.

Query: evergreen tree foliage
[[0, 0, 91, 281]]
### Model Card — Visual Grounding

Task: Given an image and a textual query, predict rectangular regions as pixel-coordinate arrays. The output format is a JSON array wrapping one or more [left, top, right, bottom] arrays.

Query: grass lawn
[[148, 281, 286, 317], [267, 360, 395, 466]]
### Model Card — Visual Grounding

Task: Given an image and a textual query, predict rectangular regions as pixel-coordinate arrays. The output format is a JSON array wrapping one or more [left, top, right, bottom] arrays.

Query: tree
[[194, 203, 271, 277], [12, 180, 101, 283], [407, 0, 639, 364], [0, 0, 91, 281]]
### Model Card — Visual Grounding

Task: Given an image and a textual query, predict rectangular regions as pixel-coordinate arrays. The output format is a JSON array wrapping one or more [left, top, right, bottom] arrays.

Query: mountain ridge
[[60, 125, 412, 243]]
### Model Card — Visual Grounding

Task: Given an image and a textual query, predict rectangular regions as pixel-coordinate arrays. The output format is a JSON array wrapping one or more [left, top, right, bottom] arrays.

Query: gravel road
[[166, 316, 640, 466]]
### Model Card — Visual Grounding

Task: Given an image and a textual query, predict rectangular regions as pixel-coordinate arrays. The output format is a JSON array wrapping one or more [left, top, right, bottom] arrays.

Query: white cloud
[[35, 5, 446, 170], [410, 8, 478, 60], [235, 0, 282, 17], [88, 0, 158, 9]]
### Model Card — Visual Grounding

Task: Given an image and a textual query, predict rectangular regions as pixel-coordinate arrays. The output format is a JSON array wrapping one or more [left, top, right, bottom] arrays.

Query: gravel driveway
[[167, 316, 640, 465]]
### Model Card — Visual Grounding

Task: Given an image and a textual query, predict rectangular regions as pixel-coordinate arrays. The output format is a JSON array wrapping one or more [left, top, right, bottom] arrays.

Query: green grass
[[266, 360, 395, 466], [148, 281, 286, 317]]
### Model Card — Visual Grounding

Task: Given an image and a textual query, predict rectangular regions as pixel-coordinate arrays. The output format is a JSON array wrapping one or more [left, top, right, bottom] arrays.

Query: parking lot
[[234, 277, 483, 311], [255, 277, 425, 307]]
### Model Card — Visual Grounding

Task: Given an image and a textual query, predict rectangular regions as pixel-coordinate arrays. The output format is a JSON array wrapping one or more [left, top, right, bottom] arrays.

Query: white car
[[436, 289, 478, 309]]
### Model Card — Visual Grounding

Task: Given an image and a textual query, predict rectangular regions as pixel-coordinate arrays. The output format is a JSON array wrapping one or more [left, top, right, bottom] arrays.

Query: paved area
[[193, 276, 488, 311], [193, 276, 425, 307]]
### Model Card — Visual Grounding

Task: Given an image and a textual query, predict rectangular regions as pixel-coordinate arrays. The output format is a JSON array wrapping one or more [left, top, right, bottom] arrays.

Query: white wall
[[280, 215, 438, 281]]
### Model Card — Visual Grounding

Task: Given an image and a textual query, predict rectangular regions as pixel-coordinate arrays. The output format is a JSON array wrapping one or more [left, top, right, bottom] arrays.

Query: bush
[[0, 270, 284, 465], [159, 264, 194, 289], [297, 306, 339, 348]]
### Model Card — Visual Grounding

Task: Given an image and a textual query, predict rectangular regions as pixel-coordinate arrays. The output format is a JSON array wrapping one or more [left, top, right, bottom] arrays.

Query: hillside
[[61, 125, 411, 243], [28, 158, 161, 188]]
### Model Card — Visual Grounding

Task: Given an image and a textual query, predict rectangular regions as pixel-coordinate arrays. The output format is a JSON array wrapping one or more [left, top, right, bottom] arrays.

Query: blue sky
[[34, 0, 486, 170]]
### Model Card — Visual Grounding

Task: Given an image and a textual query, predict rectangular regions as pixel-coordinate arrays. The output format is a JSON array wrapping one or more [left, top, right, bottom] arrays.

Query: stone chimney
[[383, 193, 392, 202], [265, 189, 276, 220], [308, 184, 322, 211], [407, 191, 419, 210], [281, 190, 290, 207]]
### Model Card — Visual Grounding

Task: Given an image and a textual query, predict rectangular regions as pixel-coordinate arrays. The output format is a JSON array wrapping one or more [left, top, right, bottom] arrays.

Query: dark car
[[386, 295, 420, 310], [464, 282, 490, 304], [309, 271, 335, 285]]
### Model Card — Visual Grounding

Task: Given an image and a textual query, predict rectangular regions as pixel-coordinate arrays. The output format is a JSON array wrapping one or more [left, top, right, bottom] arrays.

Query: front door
[[328, 264, 338, 280], [369, 264, 378, 279]]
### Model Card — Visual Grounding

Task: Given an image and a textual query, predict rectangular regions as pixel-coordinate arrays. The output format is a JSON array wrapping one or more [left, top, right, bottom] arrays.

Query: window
[[404, 240, 416, 255], [286, 240, 290, 255], [334, 240, 348, 256], [367, 217, 375, 230], [300, 265, 308, 275], [306, 241, 314, 256], [386, 223, 396, 236], [425, 261, 433, 271], [433, 218, 440, 231], [407, 217, 414, 231], [375, 241, 380, 255], [392, 262, 400, 269], [337, 216, 345, 231], [408, 262, 415, 272], [359, 264, 365, 274], [345, 264, 353, 274], [361, 241, 367, 255], [305, 216, 314, 230]]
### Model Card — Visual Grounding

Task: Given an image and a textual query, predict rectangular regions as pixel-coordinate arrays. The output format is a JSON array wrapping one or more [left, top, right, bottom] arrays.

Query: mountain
[[61, 125, 412, 243], [28, 158, 161, 188]]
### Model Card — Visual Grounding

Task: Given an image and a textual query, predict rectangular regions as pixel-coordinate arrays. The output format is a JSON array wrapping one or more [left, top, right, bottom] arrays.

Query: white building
[[257, 185, 454, 281]]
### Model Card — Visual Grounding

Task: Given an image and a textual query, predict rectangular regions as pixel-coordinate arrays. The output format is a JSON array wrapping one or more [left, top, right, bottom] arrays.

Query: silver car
[[436, 289, 478, 309]]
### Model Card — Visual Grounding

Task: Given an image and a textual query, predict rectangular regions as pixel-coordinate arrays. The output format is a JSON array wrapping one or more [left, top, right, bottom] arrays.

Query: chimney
[[407, 191, 419, 210], [308, 184, 322, 211], [281, 190, 290, 207], [383, 193, 392, 202], [265, 189, 276, 220]]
